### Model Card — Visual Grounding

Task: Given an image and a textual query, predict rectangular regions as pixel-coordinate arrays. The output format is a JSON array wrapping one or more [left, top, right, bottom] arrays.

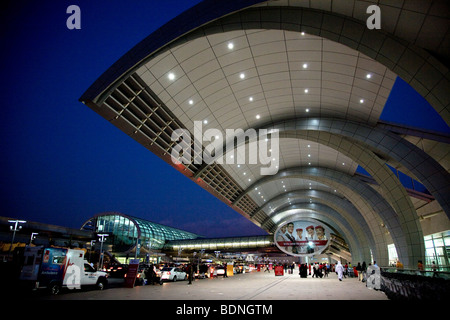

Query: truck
[[19, 246, 108, 295]]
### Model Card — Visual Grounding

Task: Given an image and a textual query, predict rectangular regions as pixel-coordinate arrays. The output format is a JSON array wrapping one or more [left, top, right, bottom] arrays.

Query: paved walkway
[[41, 270, 388, 300]]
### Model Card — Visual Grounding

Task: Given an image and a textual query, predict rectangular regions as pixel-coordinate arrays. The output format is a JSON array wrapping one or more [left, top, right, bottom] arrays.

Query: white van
[[20, 246, 108, 295]]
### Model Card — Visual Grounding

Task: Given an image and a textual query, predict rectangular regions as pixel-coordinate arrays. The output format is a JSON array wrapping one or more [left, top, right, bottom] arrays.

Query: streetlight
[[88, 240, 96, 264], [146, 238, 152, 264], [177, 247, 184, 262], [97, 234, 109, 270], [29, 232, 38, 244], [7, 220, 26, 261]]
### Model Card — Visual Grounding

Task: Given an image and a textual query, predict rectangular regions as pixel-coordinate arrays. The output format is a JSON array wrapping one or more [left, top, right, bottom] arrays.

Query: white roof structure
[[80, 0, 450, 268]]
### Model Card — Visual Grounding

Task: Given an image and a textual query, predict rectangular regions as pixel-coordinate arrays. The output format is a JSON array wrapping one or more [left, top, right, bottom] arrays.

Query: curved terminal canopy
[[81, 0, 450, 268]]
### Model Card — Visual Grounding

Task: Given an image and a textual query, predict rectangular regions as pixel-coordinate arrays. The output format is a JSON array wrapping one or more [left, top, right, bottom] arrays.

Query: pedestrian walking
[[187, 263, 194, 284], [336, 261, 344, 281]]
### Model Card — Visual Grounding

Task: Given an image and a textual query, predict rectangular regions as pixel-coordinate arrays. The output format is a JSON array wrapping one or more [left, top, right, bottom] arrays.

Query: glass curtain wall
[[388, 230, 450, 271], [424, 231, 450, 271], [88, 213, 200, 255]]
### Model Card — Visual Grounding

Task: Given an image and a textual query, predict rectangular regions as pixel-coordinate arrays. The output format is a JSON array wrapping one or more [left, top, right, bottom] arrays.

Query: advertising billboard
[[275, 220, 330, 257]]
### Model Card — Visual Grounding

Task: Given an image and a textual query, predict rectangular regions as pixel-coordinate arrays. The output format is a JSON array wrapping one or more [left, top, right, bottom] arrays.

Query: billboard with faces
[[275, 220, 330, 256]]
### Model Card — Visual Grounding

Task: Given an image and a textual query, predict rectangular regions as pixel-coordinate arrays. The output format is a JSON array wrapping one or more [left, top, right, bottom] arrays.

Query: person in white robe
[[336, 261, 344, 281]]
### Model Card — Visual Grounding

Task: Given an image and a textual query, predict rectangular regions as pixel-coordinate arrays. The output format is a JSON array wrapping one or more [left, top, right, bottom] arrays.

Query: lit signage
[[275, 220, 330, 257]]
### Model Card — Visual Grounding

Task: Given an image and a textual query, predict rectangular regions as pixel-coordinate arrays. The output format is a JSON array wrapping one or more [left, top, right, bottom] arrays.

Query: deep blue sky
[[1, 1, 448, 238]]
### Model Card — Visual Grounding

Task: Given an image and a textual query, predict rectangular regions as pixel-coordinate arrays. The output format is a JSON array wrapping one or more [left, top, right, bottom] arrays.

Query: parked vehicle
[[105, 264, 127, 278], [160, 267, 187, 283], [216, 266, 226, 276], [195, 264, 209, 279], [19, 246, 108, 295]]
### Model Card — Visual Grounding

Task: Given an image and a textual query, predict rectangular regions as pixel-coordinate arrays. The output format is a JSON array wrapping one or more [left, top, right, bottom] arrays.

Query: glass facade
[[388, 230, 450, 270], [424, 231, 450, 271], [82, 213, 201, 255]]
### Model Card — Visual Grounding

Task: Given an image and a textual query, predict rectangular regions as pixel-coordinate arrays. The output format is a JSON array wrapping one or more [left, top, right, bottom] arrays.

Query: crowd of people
[[120, 260, 377, 286], [265, 261, 370, 281]]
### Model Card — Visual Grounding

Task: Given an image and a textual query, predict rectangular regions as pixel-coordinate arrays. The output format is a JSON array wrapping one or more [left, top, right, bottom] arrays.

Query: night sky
[[1, 1, 448, 238]]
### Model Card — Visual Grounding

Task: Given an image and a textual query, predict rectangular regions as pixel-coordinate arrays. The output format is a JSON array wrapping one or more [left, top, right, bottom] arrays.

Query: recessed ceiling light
[[168, 72, 175, 80], [302, 63, 308, 69], [188, 99, 193, 105], [305, 108, 310, 112], [360, 99, 364, 103], [249, 96, 253, 101], [307, 144, 310, 148], [203, 119, 208, 124], [342, 162, 345, 165], [308, 154, 311, 157], [248, 178, 251, 182], [243, 172, 246, 175], [240, 73, 245, 79], [304, 89, 309, 93], [301, 32, 305, 36], [366, 73, 372, 79], [228, 42, 234, 49], [256, 114, 260, 119], [308, 162, 311, 165]]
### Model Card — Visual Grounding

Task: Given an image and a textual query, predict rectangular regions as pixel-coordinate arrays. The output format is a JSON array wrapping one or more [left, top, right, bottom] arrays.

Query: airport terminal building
[[79, 0, 450, 270]]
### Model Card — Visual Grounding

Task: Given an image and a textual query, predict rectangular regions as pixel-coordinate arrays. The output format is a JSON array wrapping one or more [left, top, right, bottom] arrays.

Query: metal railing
[[380, 266, 450, 280]]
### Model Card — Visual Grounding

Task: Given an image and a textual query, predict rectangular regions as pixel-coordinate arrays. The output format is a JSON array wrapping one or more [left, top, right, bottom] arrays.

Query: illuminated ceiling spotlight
[[168, 72, 175, 80], [366, 73, 372, 79], [188, 99, 194, 105], [304, 88, 309, 93], [228, 42, 234, 49], [305, 108, 310, 113], [360, 99, 364, 104], [249, 96, 253, 101], [240, 73, 245, 79], [256, 114, 260, 119]]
